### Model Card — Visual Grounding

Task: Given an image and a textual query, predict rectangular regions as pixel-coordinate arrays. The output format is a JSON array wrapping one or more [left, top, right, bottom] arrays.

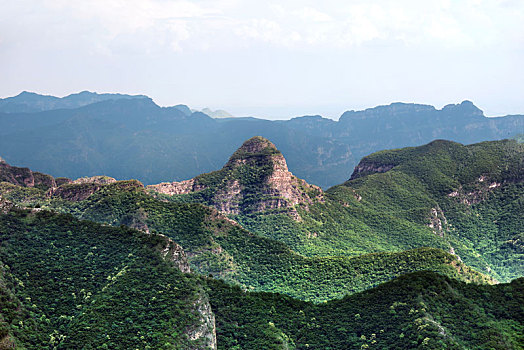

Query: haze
[[1, 0, 523, 119]]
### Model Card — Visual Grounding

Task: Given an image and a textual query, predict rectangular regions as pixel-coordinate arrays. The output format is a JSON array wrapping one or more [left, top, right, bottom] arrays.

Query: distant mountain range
[[0, 90, 148, 113], [0, 91, 522, 188]]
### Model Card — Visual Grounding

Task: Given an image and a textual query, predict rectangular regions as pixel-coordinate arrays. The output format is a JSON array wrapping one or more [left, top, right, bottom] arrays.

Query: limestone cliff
[[148, 137, 323, 217]]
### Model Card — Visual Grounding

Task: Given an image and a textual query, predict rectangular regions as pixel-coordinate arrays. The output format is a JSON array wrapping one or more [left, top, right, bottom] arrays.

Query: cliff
[[0, 159, 58, 189]]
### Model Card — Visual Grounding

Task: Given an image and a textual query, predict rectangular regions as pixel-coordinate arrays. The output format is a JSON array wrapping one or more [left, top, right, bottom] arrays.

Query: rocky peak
[[149, 137, 323, 218], [441, 100, 484, 117], [229, 136, 279, 159]]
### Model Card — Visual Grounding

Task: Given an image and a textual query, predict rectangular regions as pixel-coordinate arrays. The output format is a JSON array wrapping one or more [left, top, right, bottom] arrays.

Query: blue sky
[[1, 0, 523, 119]]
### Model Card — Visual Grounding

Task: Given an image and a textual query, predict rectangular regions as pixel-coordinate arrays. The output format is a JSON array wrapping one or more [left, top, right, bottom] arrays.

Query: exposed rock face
[[155, 234, 191, 273], [72, 176, 117, 185], [349, 161, 395, 180], [48, 183, 104, 201], [427, 206, 448, 237], [186, 291, 217, 350], [150, 178, 205, 196], [149, 137, 323, 218], [447, 175, 520, 206], [0, 161, 57, 189]]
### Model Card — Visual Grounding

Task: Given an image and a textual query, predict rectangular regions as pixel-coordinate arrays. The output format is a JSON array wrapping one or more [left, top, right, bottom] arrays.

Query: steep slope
[[148, 136, 323, 216], [0, 208, 215, 349], [337, 139, 523, 281]]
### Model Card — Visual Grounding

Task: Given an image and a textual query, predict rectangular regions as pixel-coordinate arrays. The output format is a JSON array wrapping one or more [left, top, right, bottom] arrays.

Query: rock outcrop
[[155, 234, 191, 273], [48, 178, 142, 202], [186, 291, 217, 350], [72, 176, 117, 185], [0, 160, 58, 189], [427, 206, 448, 237], [148, 137, 323, 217], [447, 175, 521, 206], [349, 161, 395, 180], [0, 196, 14, 214]]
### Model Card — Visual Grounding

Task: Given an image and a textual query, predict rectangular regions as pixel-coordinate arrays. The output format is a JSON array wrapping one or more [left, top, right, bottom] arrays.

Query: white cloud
[[293, 7, 333, 22], [2, 0, 522, 53]]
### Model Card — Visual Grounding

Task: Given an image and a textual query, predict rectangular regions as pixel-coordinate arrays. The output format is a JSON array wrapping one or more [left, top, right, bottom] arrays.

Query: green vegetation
[[234, 140, 523, 283], [208, 271, 524, 349], [342, 139, 524, 281], [0, 136, 522, 348], [0, 209, 205, 349], [0, 181, 488, 302], [0, 209, 521, 349], [3, 139, 520, 301]]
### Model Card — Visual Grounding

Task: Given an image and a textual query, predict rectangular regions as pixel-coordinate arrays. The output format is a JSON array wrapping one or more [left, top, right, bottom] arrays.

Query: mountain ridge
[[0, 92, 522, 188], [0, 90, 149, 113]]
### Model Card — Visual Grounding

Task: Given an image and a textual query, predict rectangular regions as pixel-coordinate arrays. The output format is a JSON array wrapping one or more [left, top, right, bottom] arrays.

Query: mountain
[[0, 206, 521, 348], [0, 137, 522, 348], [0, 157, 490, 302], [201, 108, 234, 118], [0, 92, 522, 188], [148, 136, 322, 217], [151, 137, 523, 283], [0, 90, 148, 113]]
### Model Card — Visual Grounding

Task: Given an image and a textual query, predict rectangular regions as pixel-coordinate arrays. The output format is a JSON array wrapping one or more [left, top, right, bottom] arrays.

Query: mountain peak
[[149, 137, 322, 217], [228, 136, 280, 163], [441, 100, 484, 116]]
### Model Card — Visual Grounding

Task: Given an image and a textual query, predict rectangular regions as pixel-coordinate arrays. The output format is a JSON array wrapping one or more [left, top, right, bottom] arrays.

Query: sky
[[1, 0, 523, 119]]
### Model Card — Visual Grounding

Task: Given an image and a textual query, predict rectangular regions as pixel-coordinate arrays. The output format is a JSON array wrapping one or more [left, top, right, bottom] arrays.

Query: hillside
[[340, 139, 523, 281], [153, 138, 523, 283], [0, 160, 490, 302], [0, 93, 522, 188], [0, 208, 215, 349], [0, 207, 521, 348], [208, 271, 523, 349]]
